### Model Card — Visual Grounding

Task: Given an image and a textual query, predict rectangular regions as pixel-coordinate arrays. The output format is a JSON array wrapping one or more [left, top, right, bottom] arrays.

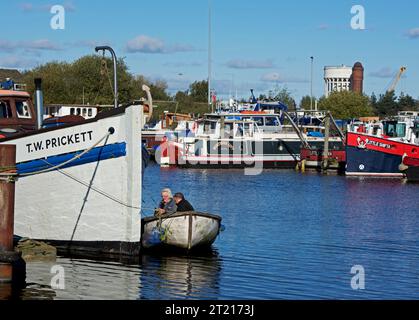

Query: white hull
[[1, 105, 143, 255], [142, 212, 222, 250]]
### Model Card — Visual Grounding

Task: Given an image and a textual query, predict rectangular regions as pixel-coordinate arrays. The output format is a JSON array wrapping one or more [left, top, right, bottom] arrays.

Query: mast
[[208, 0, 212, 112]]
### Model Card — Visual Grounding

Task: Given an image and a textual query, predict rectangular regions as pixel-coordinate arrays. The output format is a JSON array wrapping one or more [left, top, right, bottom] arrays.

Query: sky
[[1, 0, 419, 103]]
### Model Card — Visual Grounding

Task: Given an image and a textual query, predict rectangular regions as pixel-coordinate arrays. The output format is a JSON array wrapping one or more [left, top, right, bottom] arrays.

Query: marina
[[1, 0, 419, 305]]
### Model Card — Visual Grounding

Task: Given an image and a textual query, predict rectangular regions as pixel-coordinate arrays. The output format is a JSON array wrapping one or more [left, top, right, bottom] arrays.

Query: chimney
[[351, 62, 364, 94], [34, 78, 44, 130]]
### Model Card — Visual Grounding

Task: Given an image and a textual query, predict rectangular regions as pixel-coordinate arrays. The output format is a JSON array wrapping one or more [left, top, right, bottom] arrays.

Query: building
[[324, 62, 364, 97]]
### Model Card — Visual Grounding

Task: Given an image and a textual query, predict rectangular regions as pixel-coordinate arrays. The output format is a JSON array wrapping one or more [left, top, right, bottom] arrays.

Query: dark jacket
[[159, 199, 177, 215], [176, 199, 194, 212]]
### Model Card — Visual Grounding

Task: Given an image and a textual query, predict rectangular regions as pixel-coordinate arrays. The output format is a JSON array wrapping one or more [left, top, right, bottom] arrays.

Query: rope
[[48, 163, 141, 210], [18, 129, 113, 177]]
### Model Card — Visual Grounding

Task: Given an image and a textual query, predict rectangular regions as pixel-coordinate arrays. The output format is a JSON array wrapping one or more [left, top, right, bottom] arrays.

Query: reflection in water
[[140, 250, 222, 300], [11, 250, 222, 300], [4, 165, 419, 300]]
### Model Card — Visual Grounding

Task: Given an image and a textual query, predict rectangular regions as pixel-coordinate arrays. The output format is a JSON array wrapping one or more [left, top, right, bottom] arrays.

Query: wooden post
[[322, 116, 330, 173], [0, 145, 16, 283]]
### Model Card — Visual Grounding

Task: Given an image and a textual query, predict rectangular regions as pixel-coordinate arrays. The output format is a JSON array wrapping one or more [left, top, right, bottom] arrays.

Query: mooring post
[[0, 145, 24, 290], [322, 116, 330, 173]]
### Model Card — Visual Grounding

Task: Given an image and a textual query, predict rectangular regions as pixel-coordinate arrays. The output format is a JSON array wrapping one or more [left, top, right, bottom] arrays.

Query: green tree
[[374, 91, 398, 117], [271, 86, 296, 111], [299, 95, 313, 110], [317, 91, 373, 119], [398, 93, 417, 111], [21, 55, 169, 106], [189, 80, 208, 103]]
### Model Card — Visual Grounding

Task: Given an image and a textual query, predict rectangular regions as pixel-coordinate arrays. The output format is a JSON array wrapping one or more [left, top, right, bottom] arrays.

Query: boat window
[[384, 122, 397, 137], [16, 100, 32, 119], [265, 117, 279, 126], [395, 123, 406, 138], [82, 108, 87, 117], [76, 108, 81, 116], [251, 117, 264, 126], [70, 108, 75, 115], [0, 100, 12, 119], [88, 109, 93, 117]]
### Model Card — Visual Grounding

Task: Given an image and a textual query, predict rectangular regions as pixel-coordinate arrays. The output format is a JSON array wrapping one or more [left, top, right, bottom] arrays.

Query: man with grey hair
[[156, 188, 177, 216]]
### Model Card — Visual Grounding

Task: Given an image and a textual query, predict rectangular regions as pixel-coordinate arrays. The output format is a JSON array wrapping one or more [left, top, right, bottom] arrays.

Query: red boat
[[346, 118, 419, 177], [402, 156, 419, 182]]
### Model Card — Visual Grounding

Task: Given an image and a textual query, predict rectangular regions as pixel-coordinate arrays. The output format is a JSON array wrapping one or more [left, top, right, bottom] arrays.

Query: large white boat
[[0, 48, 144, 256], [164, 112, 343, 169]]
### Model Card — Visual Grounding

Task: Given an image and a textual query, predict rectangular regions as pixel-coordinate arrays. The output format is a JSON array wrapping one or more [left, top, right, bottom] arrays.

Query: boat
[[401, 155, 419, 182], [298, 112, 346, 172], [166, 111, 343, 169], [346, 113, 419, 177], [141, 212, 222, 251], [0, 48, 144, 256]]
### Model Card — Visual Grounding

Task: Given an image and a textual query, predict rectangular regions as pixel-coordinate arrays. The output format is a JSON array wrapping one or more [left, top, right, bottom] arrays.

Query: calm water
[[8, 164, 419, 299]]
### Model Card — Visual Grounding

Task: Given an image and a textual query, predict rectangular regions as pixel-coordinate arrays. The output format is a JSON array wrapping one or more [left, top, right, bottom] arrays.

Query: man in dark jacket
[[173, 193, 195, 212]]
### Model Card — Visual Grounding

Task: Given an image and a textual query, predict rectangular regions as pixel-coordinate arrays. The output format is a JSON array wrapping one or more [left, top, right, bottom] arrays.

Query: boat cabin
[[0, 89, 36, 138]]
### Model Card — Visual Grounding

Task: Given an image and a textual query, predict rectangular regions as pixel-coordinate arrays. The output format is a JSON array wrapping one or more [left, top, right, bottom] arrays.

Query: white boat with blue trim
[[0, 48, 144, 256]]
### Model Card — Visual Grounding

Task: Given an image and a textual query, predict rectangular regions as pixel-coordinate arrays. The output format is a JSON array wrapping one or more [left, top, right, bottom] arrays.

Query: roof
[[0, 69, 23, 82], [0, 90, 30, 98]]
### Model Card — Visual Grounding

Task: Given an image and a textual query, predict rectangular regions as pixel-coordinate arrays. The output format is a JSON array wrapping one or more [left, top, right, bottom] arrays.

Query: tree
[[374, 91, 398, 117], [299, 95, 313, 110], [398, 93, 417, 111], [189, 80, 208, 103], [271, 86, 296, 111], [317, 91, 373, 119], [21, 55, 170, 105]]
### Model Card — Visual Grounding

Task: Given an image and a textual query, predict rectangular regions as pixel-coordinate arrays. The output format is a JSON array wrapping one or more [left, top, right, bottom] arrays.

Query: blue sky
[[1, 0, 419, 103]]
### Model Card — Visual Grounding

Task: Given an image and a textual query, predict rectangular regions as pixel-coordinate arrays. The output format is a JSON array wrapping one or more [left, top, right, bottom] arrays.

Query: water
[[10, 164, 419, 299]]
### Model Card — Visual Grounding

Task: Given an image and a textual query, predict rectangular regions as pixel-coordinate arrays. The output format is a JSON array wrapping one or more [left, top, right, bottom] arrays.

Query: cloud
[[22, 39, 62, 51], [163, 61, 203, 67], [126, 35, 195, 54], [261, 72, 308, 83], [318, 24, 330, 30], [0, 40, 16, 52], [0, 39, 62, 52], [261, 72, 281, 82], [71, 40, 111, 49], [226, 59, 275, 69], [20, 2, 76, 12], [369, 67, 395, 78], [406, 28, 419, 39], [0, 56, 38, 69], [19, 2, 34, 12]]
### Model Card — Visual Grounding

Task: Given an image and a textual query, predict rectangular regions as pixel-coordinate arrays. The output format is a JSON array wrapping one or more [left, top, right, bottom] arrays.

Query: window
[[265, 117, 279, 126], [88, 109, 93, 117], [251, 117, 264, 126], [395, 123, 406, 138], [16, 100, 32, 119], [70, 108, 75, 115], [0, 100, 12, 119]]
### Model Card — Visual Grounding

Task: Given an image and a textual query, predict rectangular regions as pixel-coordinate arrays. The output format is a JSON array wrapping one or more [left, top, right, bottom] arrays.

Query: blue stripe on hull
[[346, 146, 402, 174], [17, 143, 126, 174]]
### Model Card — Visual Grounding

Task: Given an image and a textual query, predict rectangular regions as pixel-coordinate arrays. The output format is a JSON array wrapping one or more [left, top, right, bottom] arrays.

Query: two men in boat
[[155, 189, 194, 216]]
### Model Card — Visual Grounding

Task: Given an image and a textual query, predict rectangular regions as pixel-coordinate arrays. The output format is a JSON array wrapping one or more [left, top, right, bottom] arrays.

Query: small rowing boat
[[141, 212, 222, 251]]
